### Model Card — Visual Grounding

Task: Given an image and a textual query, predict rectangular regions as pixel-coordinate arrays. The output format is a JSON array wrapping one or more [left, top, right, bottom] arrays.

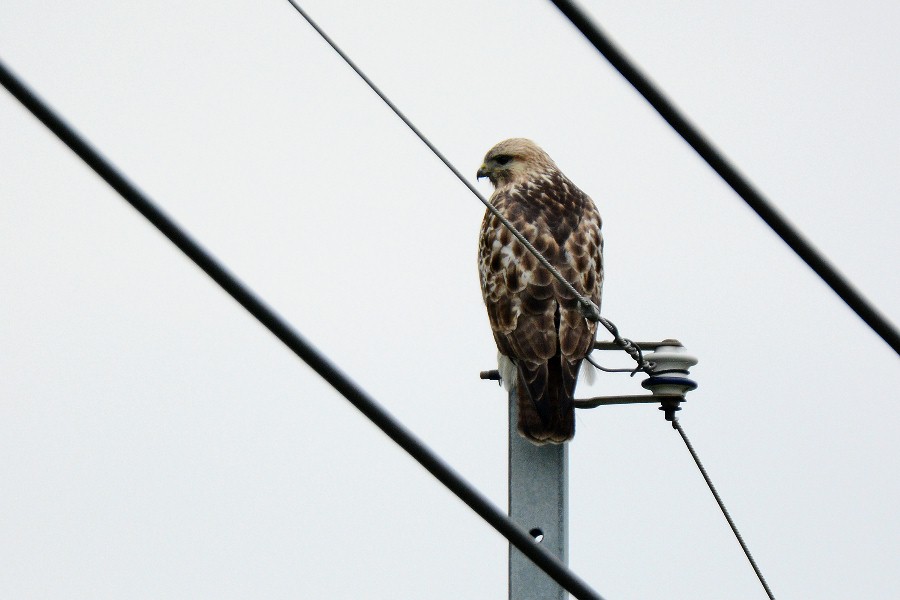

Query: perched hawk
[[477, 139, 603, 444]]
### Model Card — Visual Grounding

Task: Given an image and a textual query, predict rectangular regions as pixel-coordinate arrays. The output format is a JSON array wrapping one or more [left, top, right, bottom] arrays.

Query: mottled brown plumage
[[477, 139, 603, 444]]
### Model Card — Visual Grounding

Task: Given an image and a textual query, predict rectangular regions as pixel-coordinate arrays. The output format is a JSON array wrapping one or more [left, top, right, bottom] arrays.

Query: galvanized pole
[[508, 391, 568, 600]]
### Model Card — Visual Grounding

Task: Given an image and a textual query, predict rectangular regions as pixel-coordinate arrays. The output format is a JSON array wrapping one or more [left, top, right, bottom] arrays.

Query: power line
[[549, 0, 900, 357], [272, 7, 766, 592], [282, 0, 650, 374], [278, 6, 829, 598], [0, 57, 606, 600], [673, 419, 776, 600], [278, 7, 766, 597]]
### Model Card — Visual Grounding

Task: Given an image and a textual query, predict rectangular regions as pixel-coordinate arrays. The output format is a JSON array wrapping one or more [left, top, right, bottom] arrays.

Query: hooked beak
[[476, 164, 488, 180]]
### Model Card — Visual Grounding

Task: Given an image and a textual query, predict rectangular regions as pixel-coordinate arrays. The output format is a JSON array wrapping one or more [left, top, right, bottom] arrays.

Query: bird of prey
[[477, 138, 603, 444]]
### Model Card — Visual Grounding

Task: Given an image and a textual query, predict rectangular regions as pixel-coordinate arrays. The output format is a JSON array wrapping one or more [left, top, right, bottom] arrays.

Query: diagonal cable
[[283, 0, 650, 373], [549, 0, 900, 356], [673, 419, 776, 599], [0, 57, 606, 600]]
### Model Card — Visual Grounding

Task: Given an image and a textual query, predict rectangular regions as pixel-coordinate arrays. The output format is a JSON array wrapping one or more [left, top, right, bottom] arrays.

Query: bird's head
[[476, 138, 557, 187]]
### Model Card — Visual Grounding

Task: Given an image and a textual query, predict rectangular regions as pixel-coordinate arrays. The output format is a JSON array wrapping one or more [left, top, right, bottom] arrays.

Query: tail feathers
[[515, 360, 576, 445]]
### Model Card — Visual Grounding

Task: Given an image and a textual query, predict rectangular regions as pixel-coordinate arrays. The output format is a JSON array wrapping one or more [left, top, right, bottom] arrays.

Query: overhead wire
[[549, 0, 900, 357], [282, 4, 897, 598], [282, 0, 651, 375], [280, 4, 797, 598], [273, 8, 773, 597], [544, 4, 894, 594], [277, 3, 808, 596], [673, 419, 777, 600], [0, 57, 606, 600], [270, 7, 774, 592]]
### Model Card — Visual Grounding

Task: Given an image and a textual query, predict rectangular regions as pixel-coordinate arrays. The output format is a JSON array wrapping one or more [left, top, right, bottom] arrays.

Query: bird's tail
[[515, 359, 576, 445]]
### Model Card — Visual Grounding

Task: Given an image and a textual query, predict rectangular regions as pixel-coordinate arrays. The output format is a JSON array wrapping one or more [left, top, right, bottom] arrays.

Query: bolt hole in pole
[[529, 528, 545, 543]]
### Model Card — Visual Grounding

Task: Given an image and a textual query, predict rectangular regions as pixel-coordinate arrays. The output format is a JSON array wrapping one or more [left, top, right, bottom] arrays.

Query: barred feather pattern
[[478, 140, 603, 444]]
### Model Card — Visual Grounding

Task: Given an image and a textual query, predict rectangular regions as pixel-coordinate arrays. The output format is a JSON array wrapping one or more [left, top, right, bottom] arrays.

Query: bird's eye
[[495, 155, 512, 166]]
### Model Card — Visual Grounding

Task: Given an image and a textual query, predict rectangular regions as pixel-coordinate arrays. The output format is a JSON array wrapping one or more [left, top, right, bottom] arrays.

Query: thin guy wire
[[584, 354, 633, 373], [549, 0, 900, 357], [0, 57, 605, 600], [585, 351, 649, 375], [283, 7, 778, 597], [283, 0, 651, 375], [673, 419, 776, 600]]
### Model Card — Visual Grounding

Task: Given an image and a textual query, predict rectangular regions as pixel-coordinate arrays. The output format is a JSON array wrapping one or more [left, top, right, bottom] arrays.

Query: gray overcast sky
[[2, 1, 898, 598]]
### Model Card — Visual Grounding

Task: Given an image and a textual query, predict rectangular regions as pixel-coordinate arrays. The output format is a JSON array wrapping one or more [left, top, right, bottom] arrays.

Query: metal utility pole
[[508, 394, 568, 600], [498, 340, 698, 600]]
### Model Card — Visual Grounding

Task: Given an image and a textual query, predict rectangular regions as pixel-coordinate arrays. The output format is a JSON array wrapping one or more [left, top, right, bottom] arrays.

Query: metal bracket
[[481, 338, 698, 599], [580, 339, 699, 421], [574, 393, 684, 408]]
